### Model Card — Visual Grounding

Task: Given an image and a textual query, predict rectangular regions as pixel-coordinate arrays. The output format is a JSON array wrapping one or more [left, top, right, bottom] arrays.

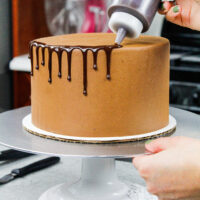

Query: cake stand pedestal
[[39, 158, 156, 200], [0, 107, 199, 200]]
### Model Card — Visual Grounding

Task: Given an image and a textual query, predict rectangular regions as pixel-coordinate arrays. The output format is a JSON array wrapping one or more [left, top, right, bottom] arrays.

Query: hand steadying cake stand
[[0, 107, 199, 200]]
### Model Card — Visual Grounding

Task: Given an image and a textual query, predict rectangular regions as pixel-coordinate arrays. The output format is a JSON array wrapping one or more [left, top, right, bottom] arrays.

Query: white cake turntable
[[0, 106, 199, 200]]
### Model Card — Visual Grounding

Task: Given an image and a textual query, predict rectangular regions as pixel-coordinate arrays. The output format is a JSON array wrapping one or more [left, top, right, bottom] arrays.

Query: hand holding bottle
[[159, 0, 200, 31]]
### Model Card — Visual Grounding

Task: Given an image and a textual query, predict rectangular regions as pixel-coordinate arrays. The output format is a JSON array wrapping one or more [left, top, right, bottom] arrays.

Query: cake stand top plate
[[0, 107, 199, 158]]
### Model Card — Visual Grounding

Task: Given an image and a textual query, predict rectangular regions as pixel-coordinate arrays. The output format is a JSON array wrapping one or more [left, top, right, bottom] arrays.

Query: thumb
[[145, 137, 177, 153], [165, 5, 182, 26]]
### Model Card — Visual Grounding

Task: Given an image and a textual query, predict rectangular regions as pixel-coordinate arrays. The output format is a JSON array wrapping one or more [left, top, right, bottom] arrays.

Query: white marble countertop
[[0, 145, 146, 200]]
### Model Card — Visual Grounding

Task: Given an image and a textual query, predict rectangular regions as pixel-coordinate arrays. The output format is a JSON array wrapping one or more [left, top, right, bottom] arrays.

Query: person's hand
[[159, 0, 200, 31], [133, 136, 200, 200]]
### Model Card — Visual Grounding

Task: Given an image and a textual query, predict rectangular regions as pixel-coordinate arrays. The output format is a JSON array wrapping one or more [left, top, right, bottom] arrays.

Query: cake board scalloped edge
[[22, 114, 176, 144]]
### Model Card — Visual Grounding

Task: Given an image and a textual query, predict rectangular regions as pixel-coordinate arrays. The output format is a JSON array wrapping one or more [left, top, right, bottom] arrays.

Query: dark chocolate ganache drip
[[29, 41, 121, 96]]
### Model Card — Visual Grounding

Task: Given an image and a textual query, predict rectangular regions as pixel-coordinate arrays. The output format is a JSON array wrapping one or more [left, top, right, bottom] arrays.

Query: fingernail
[[173, 5, 179, 13], [145, 139, 154, 145]]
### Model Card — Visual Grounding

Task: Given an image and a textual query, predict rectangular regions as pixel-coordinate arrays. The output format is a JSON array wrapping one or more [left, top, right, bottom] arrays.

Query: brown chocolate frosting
[[29, 42, 121, 96], [30, 34, 170, 138]]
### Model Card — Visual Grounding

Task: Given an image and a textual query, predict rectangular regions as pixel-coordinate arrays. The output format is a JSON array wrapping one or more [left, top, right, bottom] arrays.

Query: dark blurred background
[[0, 0, 12, 112]]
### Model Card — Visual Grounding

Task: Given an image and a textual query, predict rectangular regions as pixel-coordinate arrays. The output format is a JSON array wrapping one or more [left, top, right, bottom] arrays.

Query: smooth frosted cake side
[[30, 33, 170, 138]]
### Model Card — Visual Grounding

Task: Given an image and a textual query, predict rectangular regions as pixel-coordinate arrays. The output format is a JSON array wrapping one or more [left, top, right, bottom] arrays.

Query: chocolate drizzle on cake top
[[29, 41, 121, 96]]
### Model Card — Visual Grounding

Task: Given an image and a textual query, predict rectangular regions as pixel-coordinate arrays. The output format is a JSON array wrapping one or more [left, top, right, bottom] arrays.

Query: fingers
[[158, 1, 174, 14], [133, 137, 177, 170], [158, 1, 183, 26], [165, 5, 182, 26], [132, 155, 146, 170], [132, 155, 151, 180], [145, 137, 177, 153], [133, 136, 195, 174]]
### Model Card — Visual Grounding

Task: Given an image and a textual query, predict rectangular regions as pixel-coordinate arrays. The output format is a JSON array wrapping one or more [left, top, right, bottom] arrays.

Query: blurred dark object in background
[[12, 0, 50, 108], [162, 20, 200, 114], [0, 0, 12, 112]]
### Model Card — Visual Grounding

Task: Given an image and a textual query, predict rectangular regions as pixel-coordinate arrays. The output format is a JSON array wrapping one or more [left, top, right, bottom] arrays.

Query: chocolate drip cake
[[28, 33, 170, 140]]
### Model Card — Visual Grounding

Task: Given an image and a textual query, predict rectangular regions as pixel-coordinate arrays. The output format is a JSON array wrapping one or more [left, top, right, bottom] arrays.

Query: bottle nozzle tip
[[115, 28, 127, 45]]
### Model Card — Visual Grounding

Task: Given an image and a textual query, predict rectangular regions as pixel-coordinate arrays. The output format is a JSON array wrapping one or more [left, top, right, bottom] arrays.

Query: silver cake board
[[0, 107, 199, 200]]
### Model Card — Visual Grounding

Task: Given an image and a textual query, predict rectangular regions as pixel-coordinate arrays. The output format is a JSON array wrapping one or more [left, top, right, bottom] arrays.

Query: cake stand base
[[39, 158, 157, 200]]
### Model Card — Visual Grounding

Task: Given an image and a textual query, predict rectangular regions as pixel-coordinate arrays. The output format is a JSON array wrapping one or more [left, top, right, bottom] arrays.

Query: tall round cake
[[29, 33, 170, 139]]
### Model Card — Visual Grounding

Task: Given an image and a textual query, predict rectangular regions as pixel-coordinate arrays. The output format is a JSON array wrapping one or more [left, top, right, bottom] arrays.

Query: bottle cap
[[109, 12, 144, 42]]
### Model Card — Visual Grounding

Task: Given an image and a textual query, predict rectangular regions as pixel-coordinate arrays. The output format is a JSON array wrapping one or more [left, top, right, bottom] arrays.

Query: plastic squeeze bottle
[[108, 0, 172, 44]]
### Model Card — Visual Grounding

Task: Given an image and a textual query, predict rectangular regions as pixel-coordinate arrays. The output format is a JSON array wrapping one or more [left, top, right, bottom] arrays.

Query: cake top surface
[[34, 33, 168, 48]]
